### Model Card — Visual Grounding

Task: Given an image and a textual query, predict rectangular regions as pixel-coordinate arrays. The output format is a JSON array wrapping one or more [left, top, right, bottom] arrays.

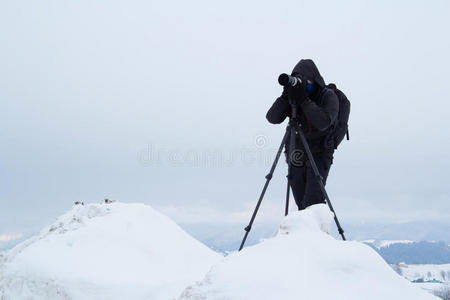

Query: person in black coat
[[266, 59, 339, 210]]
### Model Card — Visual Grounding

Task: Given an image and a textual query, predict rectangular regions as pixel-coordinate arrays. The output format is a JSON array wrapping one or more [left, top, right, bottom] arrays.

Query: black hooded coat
[[266, 59, 339, 154], [266, 59, 339, 209]]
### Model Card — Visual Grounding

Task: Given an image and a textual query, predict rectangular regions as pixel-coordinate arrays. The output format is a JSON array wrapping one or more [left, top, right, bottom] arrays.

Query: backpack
[[327, 83, 350, 149]]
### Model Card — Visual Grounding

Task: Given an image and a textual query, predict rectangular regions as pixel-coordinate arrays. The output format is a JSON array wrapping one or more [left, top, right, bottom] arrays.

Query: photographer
[[266, 59, 339, 210]]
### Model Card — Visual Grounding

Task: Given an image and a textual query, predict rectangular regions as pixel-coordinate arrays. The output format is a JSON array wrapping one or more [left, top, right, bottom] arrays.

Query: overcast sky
[[1, 0, 449, 242]]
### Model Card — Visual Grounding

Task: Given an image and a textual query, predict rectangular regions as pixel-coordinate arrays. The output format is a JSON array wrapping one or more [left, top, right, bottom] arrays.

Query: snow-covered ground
[[179, 204, 438, 300], [415, 282, 450, 296], [399, 263, 450, 282], [392, 263, 450, 297], [363, 239, 415, 249], [0, 202, 442, 300], [0, 202, 222, 300]]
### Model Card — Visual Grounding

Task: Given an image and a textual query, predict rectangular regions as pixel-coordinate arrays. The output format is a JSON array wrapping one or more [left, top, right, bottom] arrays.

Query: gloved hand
[[287, 84, 307, 105]]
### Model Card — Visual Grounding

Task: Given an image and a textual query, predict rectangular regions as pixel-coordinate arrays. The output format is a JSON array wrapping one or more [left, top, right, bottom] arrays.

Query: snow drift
[[179, 204, 438, 300], [0, 202, 221, 300]]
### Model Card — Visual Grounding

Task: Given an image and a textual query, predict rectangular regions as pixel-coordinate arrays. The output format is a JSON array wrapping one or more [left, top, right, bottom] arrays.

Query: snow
[[0, 202, 442, 300], [415, 282, 450, 294], [179, 204, 438, 300], [398, 263, 450, 282], [0, 202, 222, 300], [362, 239, 415, 249]]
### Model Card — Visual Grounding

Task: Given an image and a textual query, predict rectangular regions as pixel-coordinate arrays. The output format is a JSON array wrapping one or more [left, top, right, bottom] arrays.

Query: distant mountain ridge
[[341, 221, 450, 242], [363, 240, 450, 264]]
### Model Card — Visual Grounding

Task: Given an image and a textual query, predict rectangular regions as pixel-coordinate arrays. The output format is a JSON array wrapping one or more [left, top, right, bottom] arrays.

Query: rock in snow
[[0, 202, 222, 300], [179, 204, 438, 300]]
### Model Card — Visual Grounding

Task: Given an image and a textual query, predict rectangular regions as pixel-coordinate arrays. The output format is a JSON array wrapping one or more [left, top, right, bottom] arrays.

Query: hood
[[291, 59, 325, 89]]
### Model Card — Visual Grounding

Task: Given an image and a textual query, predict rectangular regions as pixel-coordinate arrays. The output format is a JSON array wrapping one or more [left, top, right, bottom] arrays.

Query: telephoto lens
[[278, 73, 303, 87]]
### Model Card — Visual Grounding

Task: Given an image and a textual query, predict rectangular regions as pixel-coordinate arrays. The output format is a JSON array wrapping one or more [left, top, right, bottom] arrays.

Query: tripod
[[238, 103, 346, 251]]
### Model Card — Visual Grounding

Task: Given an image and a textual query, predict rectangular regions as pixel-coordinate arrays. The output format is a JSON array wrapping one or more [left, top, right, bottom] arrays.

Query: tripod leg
[[285, 181, 290, 216], [284, 120, 298, 216], [294, 124, 346, 240], [238, 128, 290, 251]]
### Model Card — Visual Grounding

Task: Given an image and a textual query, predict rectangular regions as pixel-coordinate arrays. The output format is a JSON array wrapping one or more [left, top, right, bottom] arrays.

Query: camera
[[278, 73, 303, 87]]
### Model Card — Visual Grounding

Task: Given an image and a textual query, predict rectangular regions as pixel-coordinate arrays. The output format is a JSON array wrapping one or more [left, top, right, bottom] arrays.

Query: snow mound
[[179, 204, 438, 300], [278, 203, 334, 235], [0, 202, 222, 300]]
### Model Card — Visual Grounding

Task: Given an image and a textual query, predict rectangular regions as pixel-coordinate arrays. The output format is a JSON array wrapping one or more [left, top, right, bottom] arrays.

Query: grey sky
[[1, 0, 449, 240]]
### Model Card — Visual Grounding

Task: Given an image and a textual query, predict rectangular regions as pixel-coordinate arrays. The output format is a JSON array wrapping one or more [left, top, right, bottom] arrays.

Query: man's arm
[[266, 91, 290, 124], [300, 89, 339, 132]]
